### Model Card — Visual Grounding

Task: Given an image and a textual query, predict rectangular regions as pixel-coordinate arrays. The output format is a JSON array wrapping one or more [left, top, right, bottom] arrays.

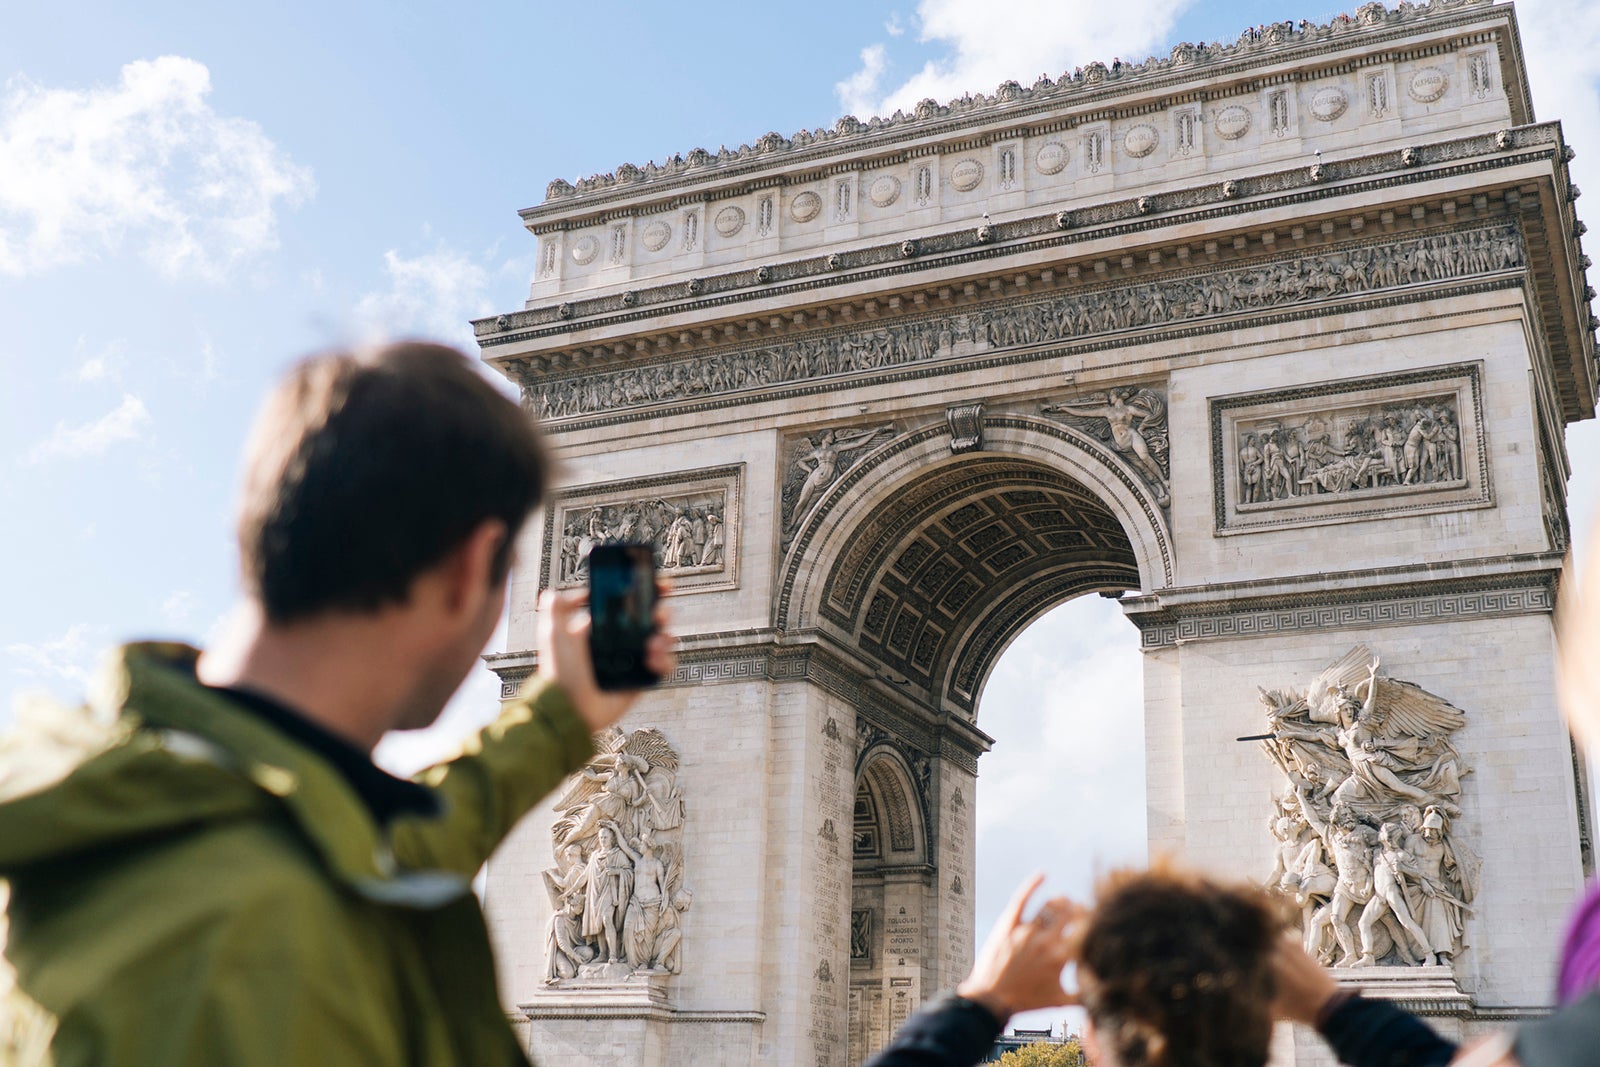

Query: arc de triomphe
[[472, 3, 1596, 1063]]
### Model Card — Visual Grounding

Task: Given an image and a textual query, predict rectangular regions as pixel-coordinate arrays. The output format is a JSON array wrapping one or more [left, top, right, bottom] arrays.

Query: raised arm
[[864, 875, 1080, 1067]]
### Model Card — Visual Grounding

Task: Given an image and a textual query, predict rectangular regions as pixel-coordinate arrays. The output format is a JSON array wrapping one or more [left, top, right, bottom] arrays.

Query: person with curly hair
[[865, 861, 1457, 1067]]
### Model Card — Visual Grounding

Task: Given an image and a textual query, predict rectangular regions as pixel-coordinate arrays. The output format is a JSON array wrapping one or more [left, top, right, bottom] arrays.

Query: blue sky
[[5, 0, 1599, 1033]]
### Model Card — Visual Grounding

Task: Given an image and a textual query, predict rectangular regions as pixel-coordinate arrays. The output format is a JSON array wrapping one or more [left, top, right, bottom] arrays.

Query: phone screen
[[587, 542, 659, 691]]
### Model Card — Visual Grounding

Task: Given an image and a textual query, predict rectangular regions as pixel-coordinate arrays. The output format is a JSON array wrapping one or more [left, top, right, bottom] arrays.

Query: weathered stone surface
[[476, 4, 1595, 1064]]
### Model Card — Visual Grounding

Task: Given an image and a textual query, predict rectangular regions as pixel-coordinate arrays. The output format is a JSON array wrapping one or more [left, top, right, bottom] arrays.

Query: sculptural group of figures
[[543, 728, 691, 983], [525, 223, 1522, 421], [1238, 398, 1462, 504], [557, 498, 725, 583], [1261, 646, 1479, 969]]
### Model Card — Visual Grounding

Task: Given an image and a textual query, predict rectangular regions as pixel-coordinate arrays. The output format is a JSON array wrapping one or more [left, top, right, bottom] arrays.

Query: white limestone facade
[[474, 2, 1597, 1064]]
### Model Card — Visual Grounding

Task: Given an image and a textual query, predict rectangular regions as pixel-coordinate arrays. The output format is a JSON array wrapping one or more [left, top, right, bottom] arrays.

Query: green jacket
[[0, 642, 595, 1066]]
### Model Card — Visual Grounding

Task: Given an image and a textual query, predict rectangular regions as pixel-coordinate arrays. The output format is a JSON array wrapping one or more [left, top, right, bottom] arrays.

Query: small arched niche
[[848, 747, 931, 1063]]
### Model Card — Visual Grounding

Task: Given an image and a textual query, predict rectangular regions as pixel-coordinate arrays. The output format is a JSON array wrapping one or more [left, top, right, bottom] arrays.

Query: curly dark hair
[[1078, 861, 1287, 1067]]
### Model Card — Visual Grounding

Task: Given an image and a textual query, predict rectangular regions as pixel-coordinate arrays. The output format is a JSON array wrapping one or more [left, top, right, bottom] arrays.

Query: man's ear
[[441, 519, 509, 615]]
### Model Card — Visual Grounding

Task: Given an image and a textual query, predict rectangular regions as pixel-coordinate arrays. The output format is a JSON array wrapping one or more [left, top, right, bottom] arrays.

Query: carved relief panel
[[780, 423, 899, 544], [1042, 387, 1170, 507], [1259, 646, 1477, 970], [1211, 364, 1489, 534], [543, 727, 692, 983], [542, 465, 742, 593]]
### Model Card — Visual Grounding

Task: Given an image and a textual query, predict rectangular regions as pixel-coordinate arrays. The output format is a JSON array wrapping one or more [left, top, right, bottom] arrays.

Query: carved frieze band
[[1210, 364, 1489, 533], [522, 221, 1523, 425], [1134, 581, 1555, 649], [539, 465, 743, 595]]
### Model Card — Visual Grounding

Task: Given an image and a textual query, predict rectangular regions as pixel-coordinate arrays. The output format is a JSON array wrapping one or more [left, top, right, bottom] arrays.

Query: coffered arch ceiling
[[817, 455, 1139, 717], [853, 748, 927, 866]]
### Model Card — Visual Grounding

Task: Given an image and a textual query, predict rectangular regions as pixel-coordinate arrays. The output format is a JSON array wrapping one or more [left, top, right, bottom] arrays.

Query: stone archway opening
[[967, 595, 1149, 1033], [792, 448, 1152, 718], [827, 452, 1148, 1064], [847, 748, 930, 1065]]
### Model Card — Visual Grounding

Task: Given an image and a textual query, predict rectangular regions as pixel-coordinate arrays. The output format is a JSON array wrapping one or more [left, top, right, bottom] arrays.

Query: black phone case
[[587, 543, 659, 691]]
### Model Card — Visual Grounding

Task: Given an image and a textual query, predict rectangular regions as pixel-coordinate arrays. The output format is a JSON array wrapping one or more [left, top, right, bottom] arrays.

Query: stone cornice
[[482, 130, 1597, 428], [1122, 551, 1561, 648], [521, 0, 1527, 221], [482, 629, 996, 764], [484, 125, 1571, 345]]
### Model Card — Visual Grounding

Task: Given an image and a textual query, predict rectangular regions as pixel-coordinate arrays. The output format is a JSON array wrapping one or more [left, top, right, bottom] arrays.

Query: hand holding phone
[[586, 542, 660, 691]]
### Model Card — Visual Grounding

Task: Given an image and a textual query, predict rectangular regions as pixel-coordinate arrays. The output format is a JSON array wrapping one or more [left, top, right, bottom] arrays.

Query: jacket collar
[[98, 642, 470, 907]]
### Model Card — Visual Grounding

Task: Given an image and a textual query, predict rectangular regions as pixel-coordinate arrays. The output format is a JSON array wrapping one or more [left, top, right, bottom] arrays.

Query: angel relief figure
[[782, 425, 896, 534], [543, 728, 691, 982], [1042, 387, 1171, 507], [1258, 646, 1478, 968]]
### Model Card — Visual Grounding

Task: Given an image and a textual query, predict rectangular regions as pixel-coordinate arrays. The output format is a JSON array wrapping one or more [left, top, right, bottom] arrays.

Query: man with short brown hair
[[0, 341, 673, 1065]]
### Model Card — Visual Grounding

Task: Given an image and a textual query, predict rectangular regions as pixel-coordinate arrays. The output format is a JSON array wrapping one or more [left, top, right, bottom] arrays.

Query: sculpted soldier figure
[[544, 844, 596, 983], [1239, 433, 1264, 503], [1299, 798, 1378, 964], [619, 830, 687, 974], [1356, 823, 1433, 966], [1261, 430, 1294, 499], [700, 510, 725, 567], [662, 507, 696, 568], [582, 823, 636, 966], [1409, 807, 1477, 965]]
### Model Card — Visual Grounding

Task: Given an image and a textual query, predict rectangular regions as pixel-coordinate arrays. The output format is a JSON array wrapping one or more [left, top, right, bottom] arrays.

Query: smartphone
[[587, 542, 660, 691]]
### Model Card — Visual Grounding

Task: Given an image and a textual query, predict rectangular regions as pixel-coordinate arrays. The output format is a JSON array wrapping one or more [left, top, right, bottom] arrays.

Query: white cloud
[[198, 334, 221, 383], [976, 597, 1147, 871], [23, 393, 151, 464], [0, 56, 314, 280], [353, 246, 495, 349], [885, 13, 906, 38], [837, 45, 891, 120], [4, 623, 101, 685], [837, 0, 1194, 119], [72, 336, 126, 384]]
